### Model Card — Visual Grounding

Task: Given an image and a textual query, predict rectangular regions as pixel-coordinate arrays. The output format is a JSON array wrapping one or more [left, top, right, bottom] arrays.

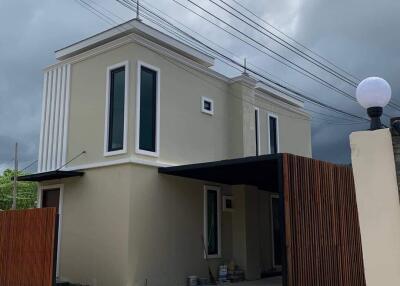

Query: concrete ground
[[231, 277, 282, 286]]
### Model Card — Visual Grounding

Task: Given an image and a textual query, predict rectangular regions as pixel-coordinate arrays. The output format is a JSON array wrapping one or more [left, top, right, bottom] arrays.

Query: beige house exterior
[[32, 19, 311, 286]]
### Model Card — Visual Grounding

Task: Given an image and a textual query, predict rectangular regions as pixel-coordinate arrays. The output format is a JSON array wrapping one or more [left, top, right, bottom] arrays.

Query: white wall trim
[[55, 20, 214, 66], [254, 107, 261, 156], [255, 91, 310, 119], [104, 61, 129, 157], [38, 72, 48, 172], [52, 67, 62, 169], [42, 70, 52, 172], [201, 96, 214, 115], [38, 184, 64, 277], [270, 194, 282, 269], [267, 113, 280, 154], [135, 60, 161, 158], [61, 156, 175, 171], [45, 33, 229, 83], [62, 64, 71, 167], [203, 185, 222, 259]]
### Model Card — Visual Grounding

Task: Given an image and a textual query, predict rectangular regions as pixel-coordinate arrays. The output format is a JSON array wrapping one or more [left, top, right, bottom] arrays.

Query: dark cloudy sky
[[1, 0, 399, 172]]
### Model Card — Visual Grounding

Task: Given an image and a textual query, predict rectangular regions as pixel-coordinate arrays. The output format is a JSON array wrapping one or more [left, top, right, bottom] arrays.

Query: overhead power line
[[172, 0, 400, 113], [208, 0, 358, 87], [75, 0, 369, 122], [224, 0, 361, 82]]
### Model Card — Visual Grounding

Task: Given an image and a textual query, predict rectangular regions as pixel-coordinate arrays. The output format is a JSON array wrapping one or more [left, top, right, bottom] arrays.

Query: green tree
[[0, 169, 37, 210]]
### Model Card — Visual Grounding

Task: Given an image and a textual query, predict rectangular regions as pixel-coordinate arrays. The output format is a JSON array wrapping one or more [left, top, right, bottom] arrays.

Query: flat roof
[[55, 19, 215, 67], [159, 154, 282, 191], [18, 170, 84, 182]]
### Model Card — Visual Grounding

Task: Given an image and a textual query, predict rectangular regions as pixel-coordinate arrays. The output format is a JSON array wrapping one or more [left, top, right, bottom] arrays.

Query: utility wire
[[208, 0, 357, 87], [229, 0, 360, 82], [57, 151, 86, 171], [132, 0, 365, 124], [182, 0, 360, 103], [173, 0, 400, 114], [210, 0, 400, 112], [20, 160, 38, 172], [77, 0, 368, 122]]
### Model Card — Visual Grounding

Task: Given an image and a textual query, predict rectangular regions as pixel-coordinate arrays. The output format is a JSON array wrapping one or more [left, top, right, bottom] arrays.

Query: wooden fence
[[282, 154, 366, 286], [0, 208, 57, 286]]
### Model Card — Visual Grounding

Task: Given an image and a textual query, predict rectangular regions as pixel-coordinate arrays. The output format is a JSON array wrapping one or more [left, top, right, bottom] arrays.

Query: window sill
[[104, 149, 127, 157], [204, 254, 222, 259], [135, 148, 159, 158]]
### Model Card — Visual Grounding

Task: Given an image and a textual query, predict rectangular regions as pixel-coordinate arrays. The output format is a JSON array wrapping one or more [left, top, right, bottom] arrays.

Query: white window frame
[[203, 185, 222, 259], [37, 184, 64, 278], [222, 195, 233, 212], [254, 107, 261, 156], [104, 61, 129, 157], [136, 61, 161, 157], [267, 113, 280, 154], [201, 96, 214, 115], [270, 194, 282, 269]]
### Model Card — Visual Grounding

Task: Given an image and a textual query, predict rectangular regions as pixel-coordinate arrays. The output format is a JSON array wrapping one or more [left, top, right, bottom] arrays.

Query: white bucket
[[187, 276, 198, 286]]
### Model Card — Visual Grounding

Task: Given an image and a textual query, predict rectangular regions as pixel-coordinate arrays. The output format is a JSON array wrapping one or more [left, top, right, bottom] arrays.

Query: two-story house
[[20, 19, 311, 286]]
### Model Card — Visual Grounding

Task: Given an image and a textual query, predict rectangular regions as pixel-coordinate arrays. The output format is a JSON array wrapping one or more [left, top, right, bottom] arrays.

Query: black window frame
[[204, 186, 221, 257], [268, 115, 278, 154], [138, 65, 159, 154], [107, 65, 126, 153]]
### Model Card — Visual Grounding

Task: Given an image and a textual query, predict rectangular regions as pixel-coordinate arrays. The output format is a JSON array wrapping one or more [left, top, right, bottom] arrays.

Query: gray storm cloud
[[0, 0, 398, 171]]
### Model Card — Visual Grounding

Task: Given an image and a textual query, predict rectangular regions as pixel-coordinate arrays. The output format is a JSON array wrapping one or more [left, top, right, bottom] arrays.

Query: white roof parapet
[[255, 82, 305, 108], [55, 19, 215, 67]]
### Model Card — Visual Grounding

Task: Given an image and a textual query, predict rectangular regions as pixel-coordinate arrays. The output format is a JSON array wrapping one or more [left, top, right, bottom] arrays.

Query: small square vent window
[[223, 196, 233, 211], [201, 97, 214, 115]]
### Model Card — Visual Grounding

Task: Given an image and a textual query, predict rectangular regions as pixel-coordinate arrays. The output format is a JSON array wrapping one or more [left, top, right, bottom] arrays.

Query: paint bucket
[[187, 276, 198, 286]]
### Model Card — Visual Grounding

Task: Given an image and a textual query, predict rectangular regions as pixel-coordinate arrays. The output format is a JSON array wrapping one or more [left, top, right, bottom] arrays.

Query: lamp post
[[356, 77, 392, 130]]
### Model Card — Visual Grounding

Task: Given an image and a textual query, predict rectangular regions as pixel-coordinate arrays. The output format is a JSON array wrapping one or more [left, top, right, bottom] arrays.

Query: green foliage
[[0, 169, 37, 210]]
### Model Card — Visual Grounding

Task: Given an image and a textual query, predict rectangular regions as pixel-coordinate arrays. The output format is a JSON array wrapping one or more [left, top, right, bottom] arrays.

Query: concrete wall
[[66, 40, 311, 170], [42, 164, 276, 286], [350, 128, 400, 286]]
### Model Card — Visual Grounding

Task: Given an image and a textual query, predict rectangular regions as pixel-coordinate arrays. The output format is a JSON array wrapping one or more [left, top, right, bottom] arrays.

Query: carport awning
[[158, 154, 282, 191], [17, 170, 84, 182]]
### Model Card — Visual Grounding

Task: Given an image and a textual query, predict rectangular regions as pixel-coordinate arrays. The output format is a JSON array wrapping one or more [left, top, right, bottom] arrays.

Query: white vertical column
[[62, 64, 71, 167], [37, 72, 48, 172], [52, 67, 62, 169], [42, 70, 53, 172], [48, 68, 57, 170], [57, 65, 67, 169]]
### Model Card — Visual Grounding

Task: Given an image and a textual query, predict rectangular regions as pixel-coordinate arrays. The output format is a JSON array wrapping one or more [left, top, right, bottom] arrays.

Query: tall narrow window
[[255, 108, 260, 156], [105, 63, 127, 155], [137, 62, 159, 155], [204, 186, 221, 258], [268, 114, 279, 154]]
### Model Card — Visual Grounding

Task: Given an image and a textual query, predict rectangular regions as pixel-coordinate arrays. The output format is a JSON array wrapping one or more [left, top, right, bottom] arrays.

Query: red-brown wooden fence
[[0, 208, 57, 286], [282, 154, 366, 286]]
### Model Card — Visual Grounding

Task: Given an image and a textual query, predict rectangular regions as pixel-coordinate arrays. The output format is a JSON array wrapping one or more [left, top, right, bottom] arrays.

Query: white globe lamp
[[356, 77, 391, 130]]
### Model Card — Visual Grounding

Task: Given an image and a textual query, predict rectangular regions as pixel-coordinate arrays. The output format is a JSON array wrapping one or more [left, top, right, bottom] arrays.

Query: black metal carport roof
[[158, 154, 282, 191], [17, 170, 84, 182]]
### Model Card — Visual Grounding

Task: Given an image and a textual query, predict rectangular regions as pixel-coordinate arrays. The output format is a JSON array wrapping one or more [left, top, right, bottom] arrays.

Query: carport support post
[[277, 154, 288, 286]]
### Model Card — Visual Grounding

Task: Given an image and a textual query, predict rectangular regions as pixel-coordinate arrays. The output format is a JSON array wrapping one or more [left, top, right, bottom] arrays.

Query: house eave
[[255, 82, 305, 108], [55, 19, 215, 67]]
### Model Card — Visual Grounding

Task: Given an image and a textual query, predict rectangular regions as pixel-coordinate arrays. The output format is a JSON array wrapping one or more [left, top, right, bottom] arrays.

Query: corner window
[[136, 61, 160, 156], [104, 61, 128, 156], [268, 114, 279, 154], [203, 186, 221, 258], [255, 107, 260, 156], [201, 97, 214, 115]]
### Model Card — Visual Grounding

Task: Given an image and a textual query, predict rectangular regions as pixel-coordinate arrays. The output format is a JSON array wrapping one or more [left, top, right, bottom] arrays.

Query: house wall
[[62, 40, 311, 171], [350, 128, 400, 286], [40, 165, 132, 285], [41, 163, 276, 286]]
